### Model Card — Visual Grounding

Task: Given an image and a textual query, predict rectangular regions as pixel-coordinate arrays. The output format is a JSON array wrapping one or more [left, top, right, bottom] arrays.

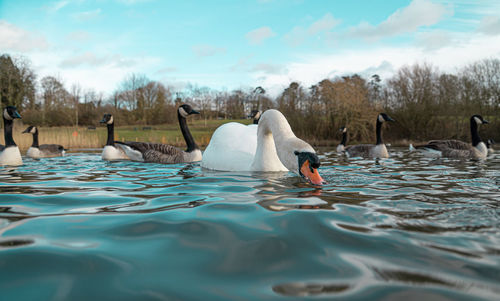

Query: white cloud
[[59, 52, 137, 68], [245, 26, 276, 45], [46, 0, 69, 13], [251, 63, 287, 75], [66, 30, 91, 42], [349, 0, 452, 41], [477, 15, 500, 35], [284, 13, 340, 47], [416, 30, 454, 50], [155, 66, 178, 74], [0, 21, 49, 52], [72, 9, 102, 21], [192, 44, 226, 57], [254, 34, 500, 97]]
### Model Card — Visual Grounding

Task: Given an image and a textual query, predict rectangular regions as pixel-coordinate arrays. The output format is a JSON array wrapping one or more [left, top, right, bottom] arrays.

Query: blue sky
[[1, 0, 500, 97]]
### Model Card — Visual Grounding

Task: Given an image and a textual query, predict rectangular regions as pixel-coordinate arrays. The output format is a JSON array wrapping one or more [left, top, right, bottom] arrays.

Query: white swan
[[201, 109, 325, 185]]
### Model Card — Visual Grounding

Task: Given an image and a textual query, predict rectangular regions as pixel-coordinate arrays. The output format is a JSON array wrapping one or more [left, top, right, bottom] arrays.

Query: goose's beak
[[300, 160, 325, 185], [100, 119, 106, 123], [13, 111, 21, 119], [22, 128, 30, 133], [483, 119, 489, 124], [191, 110, 200, 115]]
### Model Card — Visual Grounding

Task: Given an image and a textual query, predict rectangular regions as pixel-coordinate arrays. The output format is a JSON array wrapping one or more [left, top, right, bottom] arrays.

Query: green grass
[[4, 119, 253, 151]]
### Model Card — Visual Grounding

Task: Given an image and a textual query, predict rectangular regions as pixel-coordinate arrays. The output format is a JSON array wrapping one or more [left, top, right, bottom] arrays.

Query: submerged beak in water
[[300, 160, 325, 185]]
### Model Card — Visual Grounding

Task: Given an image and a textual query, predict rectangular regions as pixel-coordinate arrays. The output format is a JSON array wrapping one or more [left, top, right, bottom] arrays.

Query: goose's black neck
[[106, 123, 115, 146], [253, 118, 259, 125], [178, 111, 198, 152], [470, 118, 482, 147], [376, 119, 383, 145], [31, 130, 39, 148], [3, 117, 16, 146], [340, 131, 347, 146]]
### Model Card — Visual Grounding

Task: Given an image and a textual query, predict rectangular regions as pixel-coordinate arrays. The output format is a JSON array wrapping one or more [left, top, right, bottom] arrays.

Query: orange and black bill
[[295, 151, 326, 185]]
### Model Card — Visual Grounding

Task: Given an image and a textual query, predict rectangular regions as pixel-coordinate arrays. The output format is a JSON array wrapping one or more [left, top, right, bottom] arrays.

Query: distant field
[[3, 119, 252, 151]]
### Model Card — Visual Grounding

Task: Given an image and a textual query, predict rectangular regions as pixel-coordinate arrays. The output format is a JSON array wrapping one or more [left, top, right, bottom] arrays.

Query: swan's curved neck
[[252, 110, 313, 172], [106, 123, 115, 146], [376, 119, 383, 145], [470, 119, 482, 147], [178, 112, 198, 152], [3, 117, 16, 146], [31, 130, 39, 147]]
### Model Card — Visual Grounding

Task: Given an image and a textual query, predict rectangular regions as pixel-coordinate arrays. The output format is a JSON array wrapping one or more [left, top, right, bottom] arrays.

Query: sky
[[1, 0, 500, 97]]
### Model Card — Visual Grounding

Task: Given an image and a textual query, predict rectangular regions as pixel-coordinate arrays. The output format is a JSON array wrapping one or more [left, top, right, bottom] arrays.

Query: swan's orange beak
[[300, 160, 325, 185]]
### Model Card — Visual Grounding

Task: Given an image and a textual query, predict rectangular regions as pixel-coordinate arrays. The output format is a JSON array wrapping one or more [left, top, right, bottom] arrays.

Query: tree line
[[1, 53, 499, 144]]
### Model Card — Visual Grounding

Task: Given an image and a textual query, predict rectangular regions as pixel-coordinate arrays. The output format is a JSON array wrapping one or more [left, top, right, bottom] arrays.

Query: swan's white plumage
[[201, 122, 258, 171], [201, 110, 314, 173], [0, 146, 22, 166]]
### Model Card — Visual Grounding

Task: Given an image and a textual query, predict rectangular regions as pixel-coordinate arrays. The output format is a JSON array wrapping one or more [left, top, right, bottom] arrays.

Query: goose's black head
[[471, 115, 488, 125], [178, 104, 200, 118], [100, 114, 114, 125], [487, 139, 495, 148], [339, 126, 347, 133], [294, 151, 325, 185], [3, 106, 21, 121], [378, 113, 395, 123], [22, 125, 38, 134]]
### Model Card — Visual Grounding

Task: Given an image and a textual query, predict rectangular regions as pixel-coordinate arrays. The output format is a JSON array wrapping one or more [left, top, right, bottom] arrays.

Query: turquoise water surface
[[1, 148, 499, 300]]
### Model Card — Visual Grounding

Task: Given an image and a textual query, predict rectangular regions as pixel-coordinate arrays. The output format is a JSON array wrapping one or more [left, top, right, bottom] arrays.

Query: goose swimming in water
[[22, 126, 65, 158], [336, 126, 347, 153], [249, 110, 261, 125], [409, 115, 489, 159], [100, 114, 129, 160], [345, 113, 394, 158], [0, 106, 23, 166], [486, 139, 495, 155], [116, 104, 202, 163], [201, 109, 325, 185]]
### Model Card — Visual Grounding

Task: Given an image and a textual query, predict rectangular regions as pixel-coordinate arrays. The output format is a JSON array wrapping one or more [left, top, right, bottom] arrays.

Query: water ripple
[[0, 149, 499, 300]]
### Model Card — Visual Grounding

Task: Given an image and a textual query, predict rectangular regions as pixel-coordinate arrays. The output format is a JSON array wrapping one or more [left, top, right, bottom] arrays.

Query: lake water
[[1, 148, 499, 300]]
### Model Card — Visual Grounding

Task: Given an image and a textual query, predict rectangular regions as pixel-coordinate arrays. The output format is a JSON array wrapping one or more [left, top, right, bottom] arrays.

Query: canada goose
[[100, 114, 129, 160], [249, 110, 261, 124], [0, 106, 23, 166], [409, 115, 488, 159], [116, 104, 202, 163], [201, 109, 325, 185], [486, 139, 495, 154], [22, 126, 65, 158], [345, 113, 394, 158], [336, 126, 347, 153]]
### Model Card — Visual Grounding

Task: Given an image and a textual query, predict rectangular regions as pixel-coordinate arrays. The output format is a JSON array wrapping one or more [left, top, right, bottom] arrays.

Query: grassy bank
[[2, 119, 252, 152], [2, 119, 448, 152]]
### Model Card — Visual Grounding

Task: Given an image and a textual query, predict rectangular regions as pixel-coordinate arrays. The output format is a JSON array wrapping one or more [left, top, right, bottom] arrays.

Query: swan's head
[[22, 125, 38, 134], [339, 126, 347, 133], [178, 104, 200, 118], [100, 114, 114, 125], [472, 115, 488, 125], [3, 106, 21, 121], [294, 151, 325, 185], [378, 113, 395, 123]]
